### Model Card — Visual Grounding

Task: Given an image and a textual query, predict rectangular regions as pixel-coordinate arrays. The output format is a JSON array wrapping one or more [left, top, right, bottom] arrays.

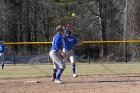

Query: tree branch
[[87, 4, 101, 17]]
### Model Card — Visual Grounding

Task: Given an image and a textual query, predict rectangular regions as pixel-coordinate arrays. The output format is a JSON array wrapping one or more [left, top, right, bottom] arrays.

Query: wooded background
[[0, 0, 140, 62]]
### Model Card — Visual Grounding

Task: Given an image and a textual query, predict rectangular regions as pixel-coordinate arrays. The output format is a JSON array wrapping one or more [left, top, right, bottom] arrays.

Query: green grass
[[1, 63, 140, 78]]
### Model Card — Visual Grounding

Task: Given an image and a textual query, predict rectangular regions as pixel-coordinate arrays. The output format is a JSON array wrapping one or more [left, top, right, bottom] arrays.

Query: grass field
[[0, 63, 140, 78]]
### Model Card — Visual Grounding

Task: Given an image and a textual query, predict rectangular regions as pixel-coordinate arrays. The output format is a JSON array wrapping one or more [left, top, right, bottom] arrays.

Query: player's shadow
[[66, 80, 138, 84]]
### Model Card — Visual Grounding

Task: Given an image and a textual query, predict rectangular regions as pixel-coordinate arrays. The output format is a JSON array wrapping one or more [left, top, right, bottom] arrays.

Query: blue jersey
[[64, 35, 78, 51], [51, 32, 63, 51], [0, 44, 4, 53]]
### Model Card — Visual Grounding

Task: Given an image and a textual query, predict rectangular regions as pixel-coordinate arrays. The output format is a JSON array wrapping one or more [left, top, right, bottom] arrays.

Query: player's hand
[[61, 52, 66, 58], [58, 50, 66, 58], [59, 52, 66, 59], [76, 39, 82, 45], [78, 39, 82, 43]]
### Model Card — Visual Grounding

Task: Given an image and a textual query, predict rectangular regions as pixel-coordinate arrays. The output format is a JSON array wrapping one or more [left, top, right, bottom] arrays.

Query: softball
[[72, 13, 75, 17]]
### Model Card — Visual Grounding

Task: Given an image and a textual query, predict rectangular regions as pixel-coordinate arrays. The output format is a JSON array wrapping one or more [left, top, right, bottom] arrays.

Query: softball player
[[63, 28, 79, 78], [49, 25, 66, 84], [0, 41, 4, 70]]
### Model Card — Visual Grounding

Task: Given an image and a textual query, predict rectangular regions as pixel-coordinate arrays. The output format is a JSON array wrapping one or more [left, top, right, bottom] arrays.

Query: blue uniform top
[[64, 35, 78, 51], [0, 44, 4, 53], [51, 32, 63, 51]]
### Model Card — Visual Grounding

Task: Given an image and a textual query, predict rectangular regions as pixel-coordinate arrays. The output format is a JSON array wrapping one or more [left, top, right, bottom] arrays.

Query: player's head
[[66, 29, 71, 36], [66, 24, 71, 29], [56, 25, 64, 35]]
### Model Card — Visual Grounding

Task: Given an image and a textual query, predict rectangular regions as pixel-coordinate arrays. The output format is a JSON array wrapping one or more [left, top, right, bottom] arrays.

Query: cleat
[[73, 74, 78, 78], [51, 77, 55, 81], [55, 80, 63, 84]]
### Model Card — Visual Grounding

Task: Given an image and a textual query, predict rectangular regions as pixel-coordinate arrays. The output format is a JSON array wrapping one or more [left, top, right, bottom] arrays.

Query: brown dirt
[[0, 75, 140, 93]]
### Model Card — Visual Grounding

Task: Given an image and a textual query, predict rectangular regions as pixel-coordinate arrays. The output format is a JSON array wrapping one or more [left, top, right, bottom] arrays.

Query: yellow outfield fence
[[3, 42, 52, 45], [3, 40, 140, 45], [82, 40, 140, 44], [3, 40, 140, 64]]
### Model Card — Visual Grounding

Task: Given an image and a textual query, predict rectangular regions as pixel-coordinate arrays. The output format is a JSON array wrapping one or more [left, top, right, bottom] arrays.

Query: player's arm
[[73, 36, 81, 44], [73, 36, 82, 45]]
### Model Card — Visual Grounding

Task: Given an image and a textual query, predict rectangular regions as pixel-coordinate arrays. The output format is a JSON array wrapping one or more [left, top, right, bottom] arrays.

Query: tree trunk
[[126, 0, 140, 61]]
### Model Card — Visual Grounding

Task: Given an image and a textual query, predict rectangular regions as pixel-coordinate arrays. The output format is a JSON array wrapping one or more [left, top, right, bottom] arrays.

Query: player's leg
[[51, 62, 58, 81], [1, 53, 4, 70], [69, 51, 78, 78], [0, 56, 2, 70], [49, 51, 60, 81], [0, 53, 4, 70], [55, 55, 66, 84], [49, 50, 66, 83]]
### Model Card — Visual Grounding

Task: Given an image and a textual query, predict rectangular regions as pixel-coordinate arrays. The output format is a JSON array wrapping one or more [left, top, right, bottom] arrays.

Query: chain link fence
[[4, 41, 140, 65]]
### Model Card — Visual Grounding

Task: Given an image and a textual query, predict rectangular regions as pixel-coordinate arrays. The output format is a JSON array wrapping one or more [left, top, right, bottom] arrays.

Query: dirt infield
[[0, 75, 140, 93]]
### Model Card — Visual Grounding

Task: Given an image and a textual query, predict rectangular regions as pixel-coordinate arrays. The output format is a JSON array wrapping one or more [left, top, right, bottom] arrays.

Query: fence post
[[125, 43, 128, 63], [13, 51, 16, 66], [88, 44, 90, 64]]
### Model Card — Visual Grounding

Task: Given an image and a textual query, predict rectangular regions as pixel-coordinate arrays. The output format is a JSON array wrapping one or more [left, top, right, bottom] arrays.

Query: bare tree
[[125, 0, 140, 61]]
